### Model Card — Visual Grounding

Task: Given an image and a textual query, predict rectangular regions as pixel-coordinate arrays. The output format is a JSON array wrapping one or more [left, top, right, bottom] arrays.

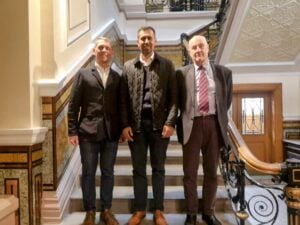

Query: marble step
[[61, 212, 241, 225], [69, 186, 230, 213], [116, 144, 185, 165], [90, 165, 224, 186]]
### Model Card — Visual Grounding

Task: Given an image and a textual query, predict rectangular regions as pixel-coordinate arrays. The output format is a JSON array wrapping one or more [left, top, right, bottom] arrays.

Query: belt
[[194, 114, 216, 119]]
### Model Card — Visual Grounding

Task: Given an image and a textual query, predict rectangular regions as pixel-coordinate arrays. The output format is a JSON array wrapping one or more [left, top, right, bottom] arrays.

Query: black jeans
[[128, 118, 169, 211], [80, 139, 118, 211]]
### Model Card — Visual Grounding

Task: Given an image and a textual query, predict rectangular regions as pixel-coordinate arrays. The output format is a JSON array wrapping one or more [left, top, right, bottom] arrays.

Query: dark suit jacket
[[68, 65, 121, 142], [176, 63, 232, 147]]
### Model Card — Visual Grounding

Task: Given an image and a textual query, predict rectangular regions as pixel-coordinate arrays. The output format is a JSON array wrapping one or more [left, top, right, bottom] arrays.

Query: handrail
[[227, 117, 283, 175], [180, 20, 218, 65], [182, 20, 218, 41]]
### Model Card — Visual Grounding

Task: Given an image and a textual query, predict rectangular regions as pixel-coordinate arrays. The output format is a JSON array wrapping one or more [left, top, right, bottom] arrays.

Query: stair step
[[66, 137, 284, 225], [116, 144, 185, 164], [71, 142, 234, 218], [61, 212, 239, 225], [91, 165, 224, 186], [69, 186, 230, 213]]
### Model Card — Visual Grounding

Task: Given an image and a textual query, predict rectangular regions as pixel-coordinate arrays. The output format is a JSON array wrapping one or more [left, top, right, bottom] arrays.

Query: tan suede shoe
[[127, 211, 146, 225], [153, 210, 168, 225], [82, 211, 95, 225], [100, 209, 120, 225]]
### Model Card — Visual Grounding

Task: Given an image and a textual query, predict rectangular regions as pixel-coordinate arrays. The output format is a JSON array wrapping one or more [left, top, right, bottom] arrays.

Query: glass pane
[[241, 97, 264, 135]]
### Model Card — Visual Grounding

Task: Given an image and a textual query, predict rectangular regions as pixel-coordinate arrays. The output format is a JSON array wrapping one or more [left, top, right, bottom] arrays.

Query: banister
[[228, 116, 283, 175], [222, 117, 288, 224]]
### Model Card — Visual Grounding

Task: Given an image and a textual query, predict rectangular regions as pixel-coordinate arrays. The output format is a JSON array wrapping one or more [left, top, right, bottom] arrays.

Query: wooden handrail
[[228, 117, 282, 175]]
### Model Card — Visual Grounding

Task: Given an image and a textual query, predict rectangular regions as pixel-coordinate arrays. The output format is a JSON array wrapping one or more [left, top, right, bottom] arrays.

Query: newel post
[[284, 160, 300, 224]]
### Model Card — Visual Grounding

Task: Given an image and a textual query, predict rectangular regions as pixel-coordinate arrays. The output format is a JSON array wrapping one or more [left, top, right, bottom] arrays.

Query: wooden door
[[231, 83, 283, 164], [232, 93, 272, 162]]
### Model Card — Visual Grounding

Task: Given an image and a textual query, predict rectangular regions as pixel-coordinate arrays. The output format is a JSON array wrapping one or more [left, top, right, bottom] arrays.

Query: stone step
[[91, 165, 224, 186], [116, 144, 185, 165], [69, 186, 231, 213], [61, 212, 240, 225]]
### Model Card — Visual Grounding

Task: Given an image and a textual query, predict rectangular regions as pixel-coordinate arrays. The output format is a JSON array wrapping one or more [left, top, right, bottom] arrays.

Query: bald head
[[188, 35, 209, 66]]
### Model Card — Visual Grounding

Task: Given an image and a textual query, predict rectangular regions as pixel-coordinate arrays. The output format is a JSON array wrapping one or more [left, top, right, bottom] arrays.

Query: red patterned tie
[[198, 67, 209, 113]]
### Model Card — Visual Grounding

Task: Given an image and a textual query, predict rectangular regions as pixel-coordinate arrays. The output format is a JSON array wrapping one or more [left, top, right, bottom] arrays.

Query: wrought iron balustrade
[[145, 0, 220, 13], [221, 117, 300, 225]]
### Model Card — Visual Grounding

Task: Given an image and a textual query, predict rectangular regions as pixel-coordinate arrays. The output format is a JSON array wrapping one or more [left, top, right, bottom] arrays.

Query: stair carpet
[[64, 143, 237, 225]]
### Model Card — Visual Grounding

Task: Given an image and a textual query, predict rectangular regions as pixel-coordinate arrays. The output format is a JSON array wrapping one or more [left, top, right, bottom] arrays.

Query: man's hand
[[162, 125, 174, 138], [122, 126, 134, 142], [119, 135, 126, 143], [69, 135, 79, 146]]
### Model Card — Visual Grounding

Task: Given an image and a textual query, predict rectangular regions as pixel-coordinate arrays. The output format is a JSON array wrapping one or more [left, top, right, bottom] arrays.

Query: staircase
[[63, 142, 237, 225]]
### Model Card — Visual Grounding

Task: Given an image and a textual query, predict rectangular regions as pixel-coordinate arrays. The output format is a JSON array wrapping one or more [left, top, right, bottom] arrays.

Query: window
[[242, 97, 264, 135]]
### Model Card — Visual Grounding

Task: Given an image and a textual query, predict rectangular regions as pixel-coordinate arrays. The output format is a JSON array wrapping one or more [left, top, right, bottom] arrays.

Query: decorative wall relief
[[67, 0, 90, 45]]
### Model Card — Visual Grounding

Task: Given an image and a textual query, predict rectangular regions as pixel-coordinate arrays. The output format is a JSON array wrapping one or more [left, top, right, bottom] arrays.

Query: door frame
[[232, 83, 283, 162]]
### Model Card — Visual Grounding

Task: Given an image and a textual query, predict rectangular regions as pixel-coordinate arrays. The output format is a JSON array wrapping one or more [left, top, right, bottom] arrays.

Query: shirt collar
[[194, 61, 209, 71], [95, 62, 110, 73], [139, 52, 155, 66]]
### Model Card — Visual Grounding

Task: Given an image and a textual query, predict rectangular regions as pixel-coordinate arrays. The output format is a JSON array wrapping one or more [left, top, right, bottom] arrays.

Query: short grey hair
[[94, 37, 112, 47]]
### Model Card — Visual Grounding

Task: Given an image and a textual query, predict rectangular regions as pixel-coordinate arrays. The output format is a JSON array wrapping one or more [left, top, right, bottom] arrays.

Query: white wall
[[90, 0, 126, 39], [38, 0, 216, 96], [232, 72, 300, 121], [125, 17, 215, 45]]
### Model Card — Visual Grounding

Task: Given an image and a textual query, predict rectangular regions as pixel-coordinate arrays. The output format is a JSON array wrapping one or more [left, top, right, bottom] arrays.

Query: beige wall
[[0, 0, 31, 129]]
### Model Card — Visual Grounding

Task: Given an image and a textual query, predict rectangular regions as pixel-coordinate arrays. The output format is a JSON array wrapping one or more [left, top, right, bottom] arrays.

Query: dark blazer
[[68, 65, 121, 142], [176, 63, 232, 147]]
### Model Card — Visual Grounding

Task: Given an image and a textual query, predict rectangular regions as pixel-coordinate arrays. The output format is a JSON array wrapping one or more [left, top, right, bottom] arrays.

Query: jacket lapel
[[91, 66, 104, 88], [210, 63, 221, 108], [105, 69, 114, 88], [186, 65, 195, 105]]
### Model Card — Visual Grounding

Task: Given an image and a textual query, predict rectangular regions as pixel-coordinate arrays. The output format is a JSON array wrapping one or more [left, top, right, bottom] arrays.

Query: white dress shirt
[[194, 62, 216, 116], [140, 52, 154, 66], [95, 62, 110, 88]]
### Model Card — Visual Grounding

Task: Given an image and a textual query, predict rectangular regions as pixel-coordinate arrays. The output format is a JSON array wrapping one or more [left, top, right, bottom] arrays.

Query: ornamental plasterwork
[[230, 0, 300, 63]]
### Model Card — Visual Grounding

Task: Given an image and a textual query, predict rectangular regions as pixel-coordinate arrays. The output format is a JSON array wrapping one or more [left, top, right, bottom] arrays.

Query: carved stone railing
[[221, 117, 300, 225]]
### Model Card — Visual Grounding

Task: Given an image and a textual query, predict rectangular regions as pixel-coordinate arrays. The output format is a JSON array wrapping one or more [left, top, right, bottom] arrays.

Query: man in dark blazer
[[68, 37, 121, 225], [176, 35, 232, 225]]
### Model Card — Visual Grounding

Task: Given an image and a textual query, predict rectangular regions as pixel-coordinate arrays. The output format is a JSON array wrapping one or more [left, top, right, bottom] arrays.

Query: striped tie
[[198, 67, 209, 113]]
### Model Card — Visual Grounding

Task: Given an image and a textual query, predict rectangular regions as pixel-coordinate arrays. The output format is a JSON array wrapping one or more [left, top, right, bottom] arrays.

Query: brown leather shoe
[[127, 211, 146, 225], [82, 211, 95, 225], [100, 209, 120, 225], [153, 210, 168, 225]]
